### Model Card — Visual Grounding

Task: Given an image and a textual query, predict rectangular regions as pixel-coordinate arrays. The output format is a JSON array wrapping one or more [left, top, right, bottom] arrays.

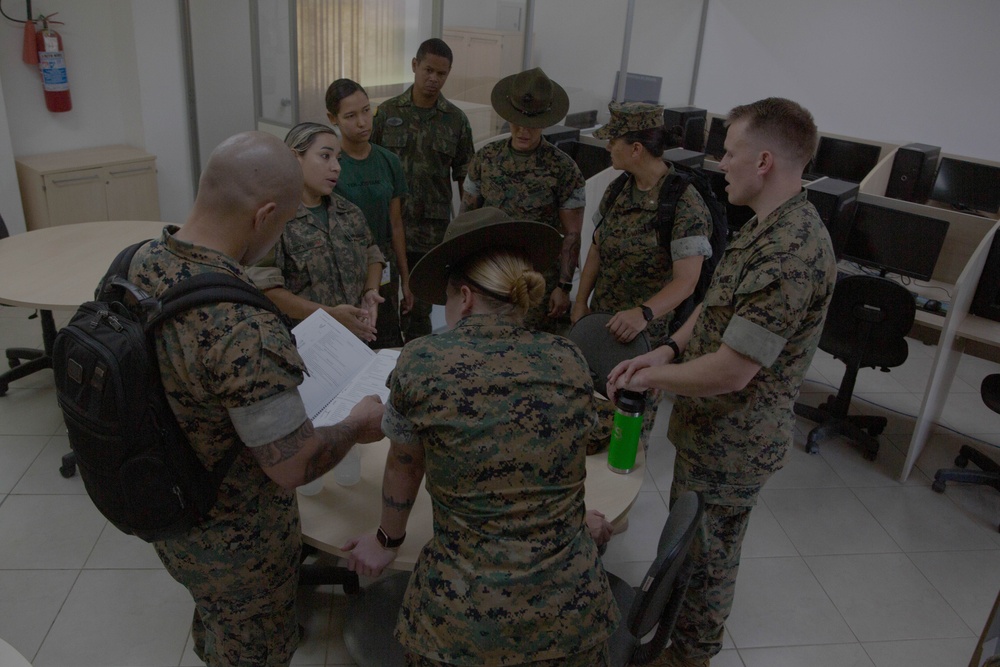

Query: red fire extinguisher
[[36, 14, 72, 113]]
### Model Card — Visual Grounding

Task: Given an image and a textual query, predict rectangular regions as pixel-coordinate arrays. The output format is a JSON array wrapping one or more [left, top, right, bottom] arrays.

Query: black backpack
[[602, 161, 729, 334], [53, 241, 288, 542]]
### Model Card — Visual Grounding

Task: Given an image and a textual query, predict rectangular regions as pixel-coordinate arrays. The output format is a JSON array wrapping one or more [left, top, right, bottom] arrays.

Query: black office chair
[[605, 490, 704, 666], [794, 275, 916, 460], [932, 374, 1000, 532], [0, 214, 52, 397], [568, 312, 651, 398]]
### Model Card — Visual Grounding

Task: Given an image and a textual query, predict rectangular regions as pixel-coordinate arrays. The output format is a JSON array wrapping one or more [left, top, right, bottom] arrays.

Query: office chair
[[0, 214, 51, 398], [932, 374, 1000, 532], [793, 275, 915, 460], [567, 312, 651, 398], [605, 490, 704, 666]]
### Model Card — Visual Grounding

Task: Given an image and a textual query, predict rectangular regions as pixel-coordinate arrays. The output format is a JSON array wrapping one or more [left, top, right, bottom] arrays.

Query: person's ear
[[252, 201, 278, 232], [757, 150, 774, 176], [326, 111, 337, 126], [411, 57, 418, 74], [459, 284, 476, 317]]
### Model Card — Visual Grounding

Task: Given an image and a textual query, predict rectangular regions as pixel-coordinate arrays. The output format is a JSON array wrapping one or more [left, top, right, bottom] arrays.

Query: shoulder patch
[[387, 117, 404, 127]]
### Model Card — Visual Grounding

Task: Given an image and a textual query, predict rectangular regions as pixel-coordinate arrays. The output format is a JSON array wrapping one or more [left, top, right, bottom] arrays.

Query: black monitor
[[930, 157, 1000, 215], [559, 140, 612, 180], [704, 117, 727, 160], [703, 164, 755, 236], [842, 200, 950, 281], [612, 72, 662, 104], [809, 136, 882, 183]]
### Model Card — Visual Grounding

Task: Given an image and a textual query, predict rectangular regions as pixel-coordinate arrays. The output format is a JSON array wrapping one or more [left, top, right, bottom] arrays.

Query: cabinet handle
[[108, 165, 154, 176], [50, 174, 101, 186]]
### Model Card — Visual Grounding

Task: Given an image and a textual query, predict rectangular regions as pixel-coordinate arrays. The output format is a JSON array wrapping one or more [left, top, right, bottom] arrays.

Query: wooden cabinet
[[15, 145, 160, 231], [443, 26, 524, 137]]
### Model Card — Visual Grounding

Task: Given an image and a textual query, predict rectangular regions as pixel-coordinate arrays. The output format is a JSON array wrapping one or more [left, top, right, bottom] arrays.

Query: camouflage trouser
[[189, 568, 300, 667], [662, 484, 753, 666], [404, 642, 609, 666], [401, 251, 434, 341]]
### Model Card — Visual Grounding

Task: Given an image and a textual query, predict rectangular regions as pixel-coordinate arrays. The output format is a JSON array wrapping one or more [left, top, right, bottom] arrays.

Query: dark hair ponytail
[[620, 125, 680, 158]]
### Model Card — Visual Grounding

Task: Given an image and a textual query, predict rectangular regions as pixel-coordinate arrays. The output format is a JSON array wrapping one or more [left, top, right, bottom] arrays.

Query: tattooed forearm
[[256, 419, 317, 467], [382, 491, 415, 512]]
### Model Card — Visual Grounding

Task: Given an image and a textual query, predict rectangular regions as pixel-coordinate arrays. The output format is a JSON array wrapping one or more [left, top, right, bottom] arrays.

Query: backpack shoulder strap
[[149, 273, 284, 329], [96, 240, 152, 300], [655, 165, 698, 249]]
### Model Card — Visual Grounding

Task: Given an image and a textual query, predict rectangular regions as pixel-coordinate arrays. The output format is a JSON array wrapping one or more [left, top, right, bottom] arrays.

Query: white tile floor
[[2, 304, 1000, 667]]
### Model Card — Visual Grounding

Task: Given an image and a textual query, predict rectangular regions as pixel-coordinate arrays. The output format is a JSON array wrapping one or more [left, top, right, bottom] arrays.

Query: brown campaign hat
[[409, 207, 563, 305], [593, 100, 665, 140], [490, 67, 569, 129]]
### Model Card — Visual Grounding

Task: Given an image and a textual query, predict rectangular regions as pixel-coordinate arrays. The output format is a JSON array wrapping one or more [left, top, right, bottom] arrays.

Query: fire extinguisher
[[36, 14, 72, 113]]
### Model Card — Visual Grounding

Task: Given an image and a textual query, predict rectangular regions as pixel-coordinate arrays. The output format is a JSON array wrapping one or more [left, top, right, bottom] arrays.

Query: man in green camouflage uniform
[[344, 208, 620, 666], [371, 38, 475, 341], [248, 193, 385, 327], [462, 68, 584, 335], [127, 132, 384, 666], [608, 99, 837, 666]]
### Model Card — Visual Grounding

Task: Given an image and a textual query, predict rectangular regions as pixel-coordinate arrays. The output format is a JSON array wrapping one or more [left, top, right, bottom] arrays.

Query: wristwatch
[[662, 336, 682, 362], [640, 304, 654, 322], [557, 281, 574, 292], [376, 526, 405, 549]]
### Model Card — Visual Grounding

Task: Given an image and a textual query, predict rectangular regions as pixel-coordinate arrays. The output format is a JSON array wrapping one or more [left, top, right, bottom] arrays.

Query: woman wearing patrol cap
[[344, 207, 620, 666], [461, 67, 586, 336], [572, 101, 714, 346]]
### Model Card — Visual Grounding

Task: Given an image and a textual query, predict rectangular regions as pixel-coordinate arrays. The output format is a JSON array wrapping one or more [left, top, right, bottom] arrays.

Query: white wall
[[695, 0, 1000, 162], [531, 0, 702, 122]]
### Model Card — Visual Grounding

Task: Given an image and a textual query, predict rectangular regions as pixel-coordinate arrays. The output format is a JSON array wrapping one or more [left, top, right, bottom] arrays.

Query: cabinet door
[[105, 162, 160, 221], [43, 169, 108, 227]]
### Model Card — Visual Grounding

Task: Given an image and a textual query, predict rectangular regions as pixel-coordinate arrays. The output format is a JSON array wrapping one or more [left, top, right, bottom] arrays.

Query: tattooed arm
[[249, 394, 385, 490], [343, 437, 426, 577]]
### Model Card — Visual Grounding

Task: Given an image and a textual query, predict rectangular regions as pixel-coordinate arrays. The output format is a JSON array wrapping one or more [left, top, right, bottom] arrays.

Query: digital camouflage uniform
[[371, 86, 475, 339], [382, 313, 620, 666], [591, 168, 713, 343], [464, 138, 586, 335], [663, 191, 836, 665], [247, 195, 385, 326], [128, 227, 309, 666]]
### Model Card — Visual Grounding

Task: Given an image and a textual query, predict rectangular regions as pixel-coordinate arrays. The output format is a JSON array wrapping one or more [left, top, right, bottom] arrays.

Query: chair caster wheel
[[805, 441, 819, 454], [932, 479, 946, 493], [954, 455, 968, 468], [59, 452, 76, 478], [59, 464, 76, 478], [863, 450, 878, 462]]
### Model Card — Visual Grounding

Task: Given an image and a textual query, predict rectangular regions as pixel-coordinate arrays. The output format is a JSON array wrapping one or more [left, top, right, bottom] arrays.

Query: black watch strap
[[640, 304, 654, 322], [662, 336, 681, 362], [377, 526, 405, 549], [557, 281, 573, 292]]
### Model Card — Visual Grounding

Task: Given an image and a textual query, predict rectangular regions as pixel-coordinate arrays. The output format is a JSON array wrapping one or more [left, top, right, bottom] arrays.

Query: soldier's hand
[[607, 347, 672, 402], [548, 288, 570, 318], [400, 282, 415, 315], [327, 304, 377, 342], [361, 288, 384, 327], [585, 509, 614, 547], [347, 395, 385, 443], [607, 307, 648, 343], [343, 533, 397, 577]]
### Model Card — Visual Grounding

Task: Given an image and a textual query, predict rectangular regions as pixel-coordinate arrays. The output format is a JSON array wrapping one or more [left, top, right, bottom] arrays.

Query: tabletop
[[298, 438, 646, 568], [0, 220, 167, 310]]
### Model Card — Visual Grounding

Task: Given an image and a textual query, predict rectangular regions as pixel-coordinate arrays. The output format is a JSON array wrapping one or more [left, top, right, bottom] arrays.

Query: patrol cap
[[491, 67, 569, 129], [593, 101, 665, 140], [409, 207, 562, 305]]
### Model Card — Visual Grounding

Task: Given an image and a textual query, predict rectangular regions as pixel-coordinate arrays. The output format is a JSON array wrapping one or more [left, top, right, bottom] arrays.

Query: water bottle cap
[[616, 389, 647, 413]]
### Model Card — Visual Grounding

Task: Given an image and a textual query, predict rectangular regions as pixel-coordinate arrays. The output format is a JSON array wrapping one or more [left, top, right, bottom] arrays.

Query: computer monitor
[[612, 72, 662, 104], [704, 117, 727, 160], [703, 164, 755, 236], [841, 200, 950, 281], [930, 157, 1000, 215], [809, 136, 882, 183]]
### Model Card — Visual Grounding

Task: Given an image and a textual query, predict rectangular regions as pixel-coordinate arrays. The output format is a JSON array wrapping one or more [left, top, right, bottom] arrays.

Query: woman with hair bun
[[345, 207, 620, 666], [572, 101, 714, 346]]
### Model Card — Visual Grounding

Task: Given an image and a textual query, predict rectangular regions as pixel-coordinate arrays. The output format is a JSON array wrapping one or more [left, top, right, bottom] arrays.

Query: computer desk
[[297, 438, 645, 568], [0, 220, 166, 395]]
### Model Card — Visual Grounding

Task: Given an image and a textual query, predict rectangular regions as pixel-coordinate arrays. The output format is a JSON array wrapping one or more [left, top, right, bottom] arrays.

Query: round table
[[298, 438, 645, 568]]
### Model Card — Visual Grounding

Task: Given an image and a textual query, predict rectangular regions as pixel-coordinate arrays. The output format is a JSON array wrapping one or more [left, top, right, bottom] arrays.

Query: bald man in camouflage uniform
[[248, 194, 385, 327], [608, 98, 836, 666], [462, 68, 585, 335], [371, 38, 475, 341], [128, 132, 384, 666]]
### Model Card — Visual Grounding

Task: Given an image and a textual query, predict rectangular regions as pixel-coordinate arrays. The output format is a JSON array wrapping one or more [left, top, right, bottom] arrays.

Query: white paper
[[292, 309, 399, 426]]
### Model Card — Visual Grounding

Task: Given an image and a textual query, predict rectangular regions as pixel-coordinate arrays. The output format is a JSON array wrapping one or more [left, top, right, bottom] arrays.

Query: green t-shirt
[[334, 143, 408, 252]]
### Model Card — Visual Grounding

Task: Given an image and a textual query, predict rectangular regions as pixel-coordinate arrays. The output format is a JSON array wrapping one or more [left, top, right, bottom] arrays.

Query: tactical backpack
[[602, 161, 729, 334], [53, 241, 287, 542]]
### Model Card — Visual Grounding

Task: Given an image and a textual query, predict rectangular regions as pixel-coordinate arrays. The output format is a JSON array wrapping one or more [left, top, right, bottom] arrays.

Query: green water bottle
[[607, 390, 646, 474]]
